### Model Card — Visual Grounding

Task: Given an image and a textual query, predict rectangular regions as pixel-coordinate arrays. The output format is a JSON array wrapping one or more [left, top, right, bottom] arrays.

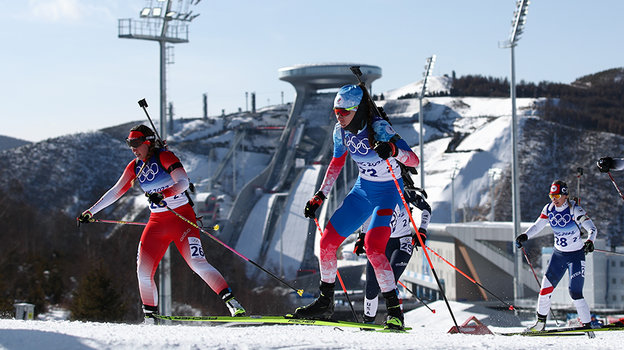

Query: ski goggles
[[126, 137, 147, 148], [549, 194, 562, 199], [334, 106, 358, 117]]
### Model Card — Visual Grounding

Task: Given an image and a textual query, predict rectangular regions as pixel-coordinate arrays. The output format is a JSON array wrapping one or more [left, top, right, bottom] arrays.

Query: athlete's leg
[[172, 205, 229, 294], [319, 188, 371, 283], [137, 212, 173, 308], [567, 251, 591, 324], [536, 250, 568, 317]]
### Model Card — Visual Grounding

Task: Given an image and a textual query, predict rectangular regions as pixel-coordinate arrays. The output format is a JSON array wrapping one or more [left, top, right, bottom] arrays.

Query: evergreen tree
[[70, 264, 126, 322]]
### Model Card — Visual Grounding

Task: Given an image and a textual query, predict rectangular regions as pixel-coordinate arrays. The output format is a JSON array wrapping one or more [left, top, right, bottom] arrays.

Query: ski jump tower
[[278, 63, 382, 119]]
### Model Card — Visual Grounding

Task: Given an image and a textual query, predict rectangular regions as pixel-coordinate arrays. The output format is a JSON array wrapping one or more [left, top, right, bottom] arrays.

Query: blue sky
[[2, 0, 623, 142]]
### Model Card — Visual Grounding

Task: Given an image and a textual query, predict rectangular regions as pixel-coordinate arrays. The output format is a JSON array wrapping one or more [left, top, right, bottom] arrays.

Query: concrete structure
[[278, 63, 381, 94], [402, 221, 624, 311]]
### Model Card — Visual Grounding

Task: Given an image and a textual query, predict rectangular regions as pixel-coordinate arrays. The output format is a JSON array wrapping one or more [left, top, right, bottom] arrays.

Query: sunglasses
[[549, 194, 562, 199], [334, 106, 357, 117], [126, 137, 146, 148]]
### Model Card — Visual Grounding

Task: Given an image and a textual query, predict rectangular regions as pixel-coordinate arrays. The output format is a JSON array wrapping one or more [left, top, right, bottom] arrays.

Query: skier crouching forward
[[293, 85, 419, 330], [515, 180, 597, 332], [78, 125, 245, 323]]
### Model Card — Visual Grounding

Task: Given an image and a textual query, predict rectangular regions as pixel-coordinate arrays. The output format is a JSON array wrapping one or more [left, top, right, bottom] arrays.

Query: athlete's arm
[[373, 119, 419, 167], [88, 160, 136, 215], [574, 205, 597, 242], [394, 138, 419, 167], [159, 151, 190, 198], [318, 151, 347, 196], [523, 204, 549, 239]]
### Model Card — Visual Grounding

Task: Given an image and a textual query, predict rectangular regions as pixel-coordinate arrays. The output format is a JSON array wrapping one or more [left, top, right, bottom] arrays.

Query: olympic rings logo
[[548, 212, 571, 227], [344, 134, 370, 155], [137, 163, 160, 182]]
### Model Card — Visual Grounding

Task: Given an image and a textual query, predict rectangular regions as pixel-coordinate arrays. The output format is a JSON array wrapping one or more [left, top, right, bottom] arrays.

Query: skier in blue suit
[[292, 85, 419, 330]]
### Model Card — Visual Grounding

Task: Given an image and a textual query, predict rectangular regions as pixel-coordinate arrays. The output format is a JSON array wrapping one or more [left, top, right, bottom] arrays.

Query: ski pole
[[594, 248, 624, 256], [397, 280, 435, 314], [92, 218, 220, 231], [350, 65, 460, 332], [423, 244, 516, 311], [607, 172, 624, 201], [313, 218, 359, 323], [521, 247, 559, 326], [94, 219, 147, 226], [384, 159, 461, 332], [165, 205, 304, 296]]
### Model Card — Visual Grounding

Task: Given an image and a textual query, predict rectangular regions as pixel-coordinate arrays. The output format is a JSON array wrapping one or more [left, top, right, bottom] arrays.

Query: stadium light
[[418, 55, 436, 190], [500, 0, 530, 303], [118, 0, 200, 317]]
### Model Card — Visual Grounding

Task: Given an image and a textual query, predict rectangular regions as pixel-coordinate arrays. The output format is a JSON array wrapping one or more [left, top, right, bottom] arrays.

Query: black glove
[[304, 191, 325, 219], [515, 233, 528, 248], [353, 231, 366, 256], [77, 211, 94, 224], [373, 141, 398, 160], [412, 227, 427, 247], [147, 192, 165, 206], [597, 157, 614, 173], [583, 240, 594, 254]]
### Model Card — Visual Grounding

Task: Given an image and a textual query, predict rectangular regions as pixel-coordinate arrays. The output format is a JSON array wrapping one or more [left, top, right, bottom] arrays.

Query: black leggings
[[365, 236, 413, 299]]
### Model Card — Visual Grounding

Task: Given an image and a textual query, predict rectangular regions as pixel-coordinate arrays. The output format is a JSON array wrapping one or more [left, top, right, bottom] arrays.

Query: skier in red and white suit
[[78, 124, 245, 321]]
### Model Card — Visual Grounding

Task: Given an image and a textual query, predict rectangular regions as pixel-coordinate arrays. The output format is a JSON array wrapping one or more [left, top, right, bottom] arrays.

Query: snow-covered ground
[[1, 301, 620, 350]]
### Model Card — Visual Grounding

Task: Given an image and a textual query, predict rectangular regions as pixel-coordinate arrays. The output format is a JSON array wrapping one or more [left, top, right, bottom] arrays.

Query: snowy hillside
[[1, 75, 623, 244]]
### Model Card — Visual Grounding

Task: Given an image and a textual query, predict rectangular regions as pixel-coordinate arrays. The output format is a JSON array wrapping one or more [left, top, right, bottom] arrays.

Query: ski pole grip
[[138, 99, 148, 108]]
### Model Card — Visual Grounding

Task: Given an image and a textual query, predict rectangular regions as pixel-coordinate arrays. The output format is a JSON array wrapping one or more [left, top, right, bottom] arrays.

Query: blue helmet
[[334, 85, 363, 109]]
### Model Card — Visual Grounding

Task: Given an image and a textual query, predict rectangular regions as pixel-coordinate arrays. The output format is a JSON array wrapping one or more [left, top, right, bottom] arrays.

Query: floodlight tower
[[118, 0, 200, 138], [419, 55, 436, 189], [500, 0, 530, 303], [118, 0, 200, 317]]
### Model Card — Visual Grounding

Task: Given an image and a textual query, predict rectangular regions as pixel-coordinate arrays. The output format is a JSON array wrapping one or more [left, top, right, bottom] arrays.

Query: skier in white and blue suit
[[515, 180, 597, 332], [293, 84, 419, 330]]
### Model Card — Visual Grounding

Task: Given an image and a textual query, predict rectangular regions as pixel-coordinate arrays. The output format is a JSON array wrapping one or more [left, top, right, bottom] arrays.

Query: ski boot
[[524, 313, 547, 332], [293, 281, 335, 320], [362, 314, 376, 324], [142, 304, 159, 325], [360, 314, 376, 331], [219, 288, 246, 317], [383, 290, 404, 330], [382, 290, 404, 330]]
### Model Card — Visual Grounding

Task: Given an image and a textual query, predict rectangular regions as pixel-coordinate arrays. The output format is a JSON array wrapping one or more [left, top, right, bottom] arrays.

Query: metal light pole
[[419, 55, 436, 189], [450, 165, 458, 224], [118, 0, 200, 317], [501, 0, 530, 303]]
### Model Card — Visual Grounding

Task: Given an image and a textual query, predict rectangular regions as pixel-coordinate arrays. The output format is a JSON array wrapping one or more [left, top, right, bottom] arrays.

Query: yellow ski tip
[[213, 224, 220, 231], [297, 289, 304, 296]]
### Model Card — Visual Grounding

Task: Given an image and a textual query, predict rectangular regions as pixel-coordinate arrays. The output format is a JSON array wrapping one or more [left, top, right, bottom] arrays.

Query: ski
[[152, 314, 410, 332], [499, 323, 624, 336]]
